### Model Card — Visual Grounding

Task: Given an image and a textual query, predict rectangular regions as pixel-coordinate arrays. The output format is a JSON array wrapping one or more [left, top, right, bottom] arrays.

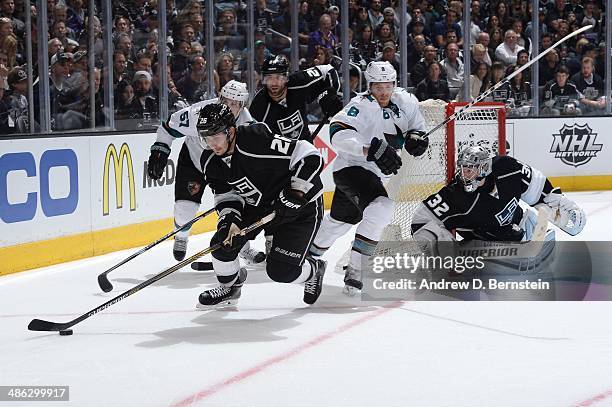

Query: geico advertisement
[[91, 134, 187, 230], [0, 138, 92, 246]]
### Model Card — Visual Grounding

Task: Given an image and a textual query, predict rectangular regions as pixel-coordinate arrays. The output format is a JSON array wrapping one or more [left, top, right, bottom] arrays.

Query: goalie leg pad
[[413, 220, 455, 255]]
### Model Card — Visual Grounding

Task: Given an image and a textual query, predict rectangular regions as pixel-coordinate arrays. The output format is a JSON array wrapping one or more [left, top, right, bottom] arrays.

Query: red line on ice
[[169, 301, 402, 407], [574, 389, 612, 406]]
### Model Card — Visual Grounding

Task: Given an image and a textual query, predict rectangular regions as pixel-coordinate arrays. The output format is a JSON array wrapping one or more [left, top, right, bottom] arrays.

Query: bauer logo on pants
[[550, 123, 603, 167], [228, 176, 262, 206]]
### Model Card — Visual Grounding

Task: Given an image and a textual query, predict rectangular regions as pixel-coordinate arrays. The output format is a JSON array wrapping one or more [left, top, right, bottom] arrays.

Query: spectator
[[440, 42, 464, 89], [459, 12, 483, 45], [355, 24, 377, 63], [382, 7, 398, 39], [408, 16, 432, 46], [114, 79, 134, 120], [328, 5, 342, 39], [0, 70, 13, 133], [312, 44, 333, 66], [307, 13, 338, 59], [407, 34, 427, 73], [546, 0, 570, 28], [515, 49, 530, 82], [51, 3, 77, 40], [471, 43, 491, 68], [559, 44, 580, 76], [6, 66, 29, 131], [127, 70, 158, 124], [48, 38, 63, 61], [216, 52, 237, 89], [151, 62, 185, 114], [495, 29, 524, 67], [457, 61, 490, 102], [571, 56, 605, 115], [255, 0, 275, 31], [526, 7, 548, 38], [348, 66, 361, 97], [476, 32, 494, 65], [0, 0, 24, 38], [511, 19, 531, 55], [487, 62, 510, 102], [214, 8, 245, 54], [540, 33, 554, 53], [50, 51, 72, 93], [0, 30, 18, 68], [368, 0, 384, 29], [171, 41, 191, 81], [539, 48, 559, 86], [113, 51, 129, 85], [66, 0, 85, 35], [506, 64, 532, 116], [485, 14, 500, 32], [114, 32, 135, 63], [542, 65, 583, 116], [353, 6, 370, 34], [488, 27, 503, 54], [374, 22, 395, 52], [175, 55, 218, 104], [133, 52, 153, 75], [376, 41, 400, 75], [415, 61, 450, 102], [493, 2, 510, 30], [113, 16, 131, 39], [410, 44, 437, 87], [433, 9, 462, 48]]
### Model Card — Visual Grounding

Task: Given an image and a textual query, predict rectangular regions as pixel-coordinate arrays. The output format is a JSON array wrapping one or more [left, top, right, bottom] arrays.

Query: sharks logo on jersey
[[277, 110, 304, 139], [228, 176, 263, 206]]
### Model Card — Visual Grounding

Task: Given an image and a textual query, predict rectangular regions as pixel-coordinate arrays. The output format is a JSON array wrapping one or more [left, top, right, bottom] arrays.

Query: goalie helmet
[[456, 145, 492, 192], [364, 61, 397, 90], [220, 80, 249, 104]]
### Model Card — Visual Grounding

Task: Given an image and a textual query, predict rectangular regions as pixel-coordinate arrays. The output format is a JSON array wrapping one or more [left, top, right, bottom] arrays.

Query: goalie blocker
[[411, 146, 586, 254]]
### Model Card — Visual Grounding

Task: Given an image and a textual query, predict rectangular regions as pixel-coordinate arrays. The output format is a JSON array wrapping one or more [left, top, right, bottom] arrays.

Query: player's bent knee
[[266, 257, 302, 283]]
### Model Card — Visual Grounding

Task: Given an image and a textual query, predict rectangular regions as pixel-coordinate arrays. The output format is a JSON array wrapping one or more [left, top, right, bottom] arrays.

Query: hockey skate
[[239, 246, 266, 266], [173, 236, 188, 261], [342, 265, 363, 297], [197, 268, 247, 310], [304, 259, 327, 305]]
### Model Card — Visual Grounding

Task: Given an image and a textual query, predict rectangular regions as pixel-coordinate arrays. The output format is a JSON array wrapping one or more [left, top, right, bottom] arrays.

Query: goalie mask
[[456, 146, 492, 192], [220, 80, 249, 116], [196, 103, 236, 155]]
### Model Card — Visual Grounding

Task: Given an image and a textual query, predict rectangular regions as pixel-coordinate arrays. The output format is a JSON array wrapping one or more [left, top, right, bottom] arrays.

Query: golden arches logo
[[103, 143, 136, 216]]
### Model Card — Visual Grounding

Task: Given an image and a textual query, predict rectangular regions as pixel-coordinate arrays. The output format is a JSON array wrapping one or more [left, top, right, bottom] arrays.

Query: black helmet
[[196, 103, 236, 137], [261, 55, 289, 76]]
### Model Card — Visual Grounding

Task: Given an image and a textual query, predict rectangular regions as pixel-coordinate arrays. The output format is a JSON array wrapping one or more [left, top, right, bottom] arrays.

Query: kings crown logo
[[550, 123, 603, 167]]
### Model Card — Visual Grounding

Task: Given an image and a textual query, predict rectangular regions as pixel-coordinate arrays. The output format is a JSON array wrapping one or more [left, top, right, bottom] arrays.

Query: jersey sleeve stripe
[[521, 167, 547, 205], [162, 120, 189, 139], [329, 122, 357, 139]]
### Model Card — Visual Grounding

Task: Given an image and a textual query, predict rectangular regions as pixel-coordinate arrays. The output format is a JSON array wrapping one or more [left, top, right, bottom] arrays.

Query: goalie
[[411, 146, 586, 254]]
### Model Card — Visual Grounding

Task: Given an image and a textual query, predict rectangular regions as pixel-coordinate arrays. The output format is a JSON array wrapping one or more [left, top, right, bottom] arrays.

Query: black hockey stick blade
[[191, 261, 214, 271], [28, 318, 71, 332], [28, 213, 275, 333], [97, 208, 215, 292]]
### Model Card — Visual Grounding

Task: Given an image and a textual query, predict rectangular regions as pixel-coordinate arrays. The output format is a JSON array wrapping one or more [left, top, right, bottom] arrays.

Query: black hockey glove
[[274, 187, 308, 226], [212, 211, 246, 252], [317, 88, 344, 117], [147, 142, 171, 180], [367, 137, 402, 175], [404, 130, 429, 157]]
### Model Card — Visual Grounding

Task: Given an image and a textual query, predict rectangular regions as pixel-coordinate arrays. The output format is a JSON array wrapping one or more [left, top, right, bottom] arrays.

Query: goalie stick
[[28, 213, 276, 333], [97, 208, 215, 292]]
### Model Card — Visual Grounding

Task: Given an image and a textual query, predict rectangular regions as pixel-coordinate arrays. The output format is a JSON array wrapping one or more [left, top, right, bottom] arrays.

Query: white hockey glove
[[541, 190, 586, 236]]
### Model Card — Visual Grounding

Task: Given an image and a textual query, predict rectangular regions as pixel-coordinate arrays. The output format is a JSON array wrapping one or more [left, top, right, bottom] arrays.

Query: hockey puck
[[59, 329, 73, 336]]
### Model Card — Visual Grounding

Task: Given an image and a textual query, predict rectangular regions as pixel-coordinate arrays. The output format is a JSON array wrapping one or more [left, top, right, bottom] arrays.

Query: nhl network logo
[[550, 123, 603, 167]]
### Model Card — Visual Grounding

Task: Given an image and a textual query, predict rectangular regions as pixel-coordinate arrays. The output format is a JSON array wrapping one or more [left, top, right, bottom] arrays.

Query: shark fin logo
[[550, 123, 603, 167]]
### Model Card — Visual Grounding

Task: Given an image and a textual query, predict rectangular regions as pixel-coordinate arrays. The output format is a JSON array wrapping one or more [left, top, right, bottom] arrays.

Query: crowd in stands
[[0, 0, 609, 134]]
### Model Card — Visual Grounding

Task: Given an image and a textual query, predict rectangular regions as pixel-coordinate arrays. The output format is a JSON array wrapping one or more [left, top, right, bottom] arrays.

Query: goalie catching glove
[[147, 142, 170, 180], [212, 212, 246, 252], [540, 189, 586, 236], [273, 187, 307, 225], [367, 137, 402, 175], [404, 130, 429, 157]]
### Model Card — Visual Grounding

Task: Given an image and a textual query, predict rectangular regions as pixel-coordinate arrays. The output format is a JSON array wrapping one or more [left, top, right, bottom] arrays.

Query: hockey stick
[[311, 115, 329, 141], [422, 25, 594, 140], [28, 213, 276, 333], [97, 208, 216, 293]]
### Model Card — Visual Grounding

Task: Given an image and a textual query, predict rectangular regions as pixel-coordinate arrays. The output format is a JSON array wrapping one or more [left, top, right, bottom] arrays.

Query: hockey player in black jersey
[[411, 146, 586, 250], [195, 103, 327, 308], [249, 55, 343, 141]]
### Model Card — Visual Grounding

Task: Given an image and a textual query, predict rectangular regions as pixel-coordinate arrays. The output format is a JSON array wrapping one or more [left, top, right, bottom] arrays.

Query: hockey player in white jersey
[[147, 80, 265, 264], [309, 61, 430, 295]]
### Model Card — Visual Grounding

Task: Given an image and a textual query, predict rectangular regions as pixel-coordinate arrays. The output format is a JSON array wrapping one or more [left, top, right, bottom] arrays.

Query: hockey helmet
[[196, 103, 236, 138], [261, 55, 289, 76], [364, 61, 397, 90], [220, 80, 249, 104], [456, 145, 492, 192]]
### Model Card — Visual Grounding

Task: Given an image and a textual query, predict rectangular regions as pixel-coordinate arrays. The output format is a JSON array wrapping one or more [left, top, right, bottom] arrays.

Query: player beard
[[267, 84, 287, 101]]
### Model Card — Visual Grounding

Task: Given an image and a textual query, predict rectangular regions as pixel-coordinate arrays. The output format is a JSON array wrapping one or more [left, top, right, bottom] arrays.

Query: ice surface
[[2, 191, 612, 406]]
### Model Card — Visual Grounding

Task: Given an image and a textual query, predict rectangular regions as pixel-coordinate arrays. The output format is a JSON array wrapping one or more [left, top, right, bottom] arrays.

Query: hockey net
[[375, 100, 506, 255]]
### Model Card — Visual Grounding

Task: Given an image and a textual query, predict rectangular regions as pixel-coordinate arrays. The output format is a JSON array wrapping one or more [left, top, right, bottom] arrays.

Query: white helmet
[[220, 80, 249, 105], [364, 61, 397, 90]]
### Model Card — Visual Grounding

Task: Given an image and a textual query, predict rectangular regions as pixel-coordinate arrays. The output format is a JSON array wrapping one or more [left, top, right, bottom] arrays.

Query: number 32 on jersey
[[426, 193, 449, 217]]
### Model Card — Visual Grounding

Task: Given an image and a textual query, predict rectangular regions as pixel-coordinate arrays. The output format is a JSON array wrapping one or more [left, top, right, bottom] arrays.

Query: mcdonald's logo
[[103, 143, 136, 216]]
